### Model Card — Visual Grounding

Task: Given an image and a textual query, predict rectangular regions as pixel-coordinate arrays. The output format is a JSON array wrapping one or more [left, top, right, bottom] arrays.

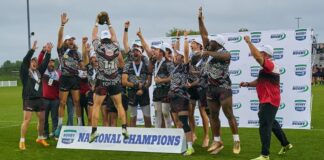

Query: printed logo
[[229, 69, 242, 76], [228, 36, 242, 43], [250, 100, 259, 111], [270, 33, 286, 41], [61, 129, 77, 144], [292, 120, 309, 128], [273, 48, 284, 60], [292, 85, 309, 93], [251, 32, 262, 43], [275, 117, 284, 127], [231, 84, 240, 94], [293, 49, 310, 57], [233, 102, 242, 110], [250, 66, 261, 77], [230, 50, 240, 61], [151, 40, 163, 46], [248, 120, 259, 126], [295, 64, 307, 76], [295, 29, 307, 41], [279, 103, 286, 110], [280, 67, 286, 75], [294, 100, 306, 112]]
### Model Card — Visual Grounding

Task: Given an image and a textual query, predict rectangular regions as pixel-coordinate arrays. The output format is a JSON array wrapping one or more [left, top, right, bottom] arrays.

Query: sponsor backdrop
[[134, 29, 312, 129]]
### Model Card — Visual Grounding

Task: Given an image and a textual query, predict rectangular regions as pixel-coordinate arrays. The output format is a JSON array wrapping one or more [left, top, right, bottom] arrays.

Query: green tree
[[166, 28, 200, 37]]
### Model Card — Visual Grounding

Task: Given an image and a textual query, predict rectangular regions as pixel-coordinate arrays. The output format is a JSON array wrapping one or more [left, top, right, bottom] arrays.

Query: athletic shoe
[[19, 142, 26, 150], [209, 141, 224, 155], [89, 131, 99, 143], [122, 129, 129, 139], [250, 155, 270, 160], [36, 139, 50, 147], [54, 126, 62, 139], [278, 143, 293, 155], [233, 141, 241, 154], [183, 148, 195, 156]]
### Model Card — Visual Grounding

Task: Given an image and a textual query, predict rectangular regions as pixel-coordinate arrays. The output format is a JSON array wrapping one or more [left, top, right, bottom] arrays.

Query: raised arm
[[107, 16, 117, 43], [57, 13, 69, 49], [198, 7, 209, 47], [184, 31, 189, 64], [123, 21, 131, 53], [38, 43, 53, 75], [244, 36, 264, 65], [117, 52, 125, 68], [37, 46, 46, 65], [82, 37, 90, 66], [137, 28, 153, 58], [23, 41, 37, 65]]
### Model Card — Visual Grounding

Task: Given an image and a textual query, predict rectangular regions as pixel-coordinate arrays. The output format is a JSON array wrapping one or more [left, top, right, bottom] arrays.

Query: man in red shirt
[[241, 36, 292, 160], [38, 47, 61, 139]]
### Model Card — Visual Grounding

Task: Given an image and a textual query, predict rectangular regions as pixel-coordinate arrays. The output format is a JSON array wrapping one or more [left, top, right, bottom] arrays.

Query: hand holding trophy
[[97, 11, 110, 25]]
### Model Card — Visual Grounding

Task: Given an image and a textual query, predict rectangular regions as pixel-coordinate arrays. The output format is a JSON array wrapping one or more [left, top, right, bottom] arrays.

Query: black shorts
[[128, 89, 150, 106], [59, 75, 80, 91], [197, 87, 208, 107], [170, 95, 189, 113], [153, 87, 170, 103], [95, 80, 122, 96], [106, 94, 129, 113], [23, 98, 45, 112], [87, 91, 94, 106], [206, 86, 232, 105], [188, 87, 200, 100]]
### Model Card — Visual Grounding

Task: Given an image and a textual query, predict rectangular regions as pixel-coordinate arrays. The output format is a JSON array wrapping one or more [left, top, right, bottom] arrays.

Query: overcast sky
[[0, 0, 323, 64]]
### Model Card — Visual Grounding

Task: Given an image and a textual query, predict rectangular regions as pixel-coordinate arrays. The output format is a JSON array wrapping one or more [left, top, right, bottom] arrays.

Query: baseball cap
[[152, 44, 166, 53], [100, 30, 111, 39], [258, 45, 273, 57], [132, 40, 142, 47], [64, 35, 75, 41], [132, 47, 143, 54], [190, 38, 203, 46], [208, 34, 226, 47]]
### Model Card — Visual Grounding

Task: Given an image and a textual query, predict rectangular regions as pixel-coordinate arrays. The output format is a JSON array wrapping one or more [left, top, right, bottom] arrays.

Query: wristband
[[124, 28, 128, 32], [95, 23, 99, 27]]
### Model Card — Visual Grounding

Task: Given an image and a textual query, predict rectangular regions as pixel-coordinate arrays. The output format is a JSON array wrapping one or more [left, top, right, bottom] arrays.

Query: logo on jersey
[[293, 49, 310, 57], [230, 50, 240, 61], [228, 36, 242, 43], [295, 64, 307, 76], [250, 66, 261, 77], [61, 129, 77, 144], [270, 33, 286, 41], [273, 48, 284, 60], [251, 32, 262, 43], [250, 100, 259, 111], [295, 29, 307, 41], [294, 100, 306, 112]]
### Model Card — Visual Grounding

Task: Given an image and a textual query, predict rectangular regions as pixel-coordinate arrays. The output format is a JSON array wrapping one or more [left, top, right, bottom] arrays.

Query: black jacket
[[20, 49, 50, 100]]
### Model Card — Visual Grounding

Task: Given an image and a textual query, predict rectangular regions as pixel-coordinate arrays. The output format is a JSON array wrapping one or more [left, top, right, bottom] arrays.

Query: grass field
[[0, 86, 323, 160]]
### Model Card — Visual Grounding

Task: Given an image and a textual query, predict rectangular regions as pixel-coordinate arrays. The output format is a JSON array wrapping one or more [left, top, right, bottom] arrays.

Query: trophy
[[97, 11, 109, 25]]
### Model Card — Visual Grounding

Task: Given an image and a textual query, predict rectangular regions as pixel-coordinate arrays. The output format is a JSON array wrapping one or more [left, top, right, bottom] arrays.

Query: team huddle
[[19, 7, 293, 159]]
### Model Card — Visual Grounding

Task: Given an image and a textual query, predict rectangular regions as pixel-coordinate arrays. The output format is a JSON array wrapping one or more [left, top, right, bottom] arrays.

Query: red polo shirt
[[256, 58, 281, 107]]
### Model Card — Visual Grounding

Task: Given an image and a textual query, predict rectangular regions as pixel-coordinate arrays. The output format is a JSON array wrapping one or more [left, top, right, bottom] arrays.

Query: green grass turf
[[0, 86, 323, 160]]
